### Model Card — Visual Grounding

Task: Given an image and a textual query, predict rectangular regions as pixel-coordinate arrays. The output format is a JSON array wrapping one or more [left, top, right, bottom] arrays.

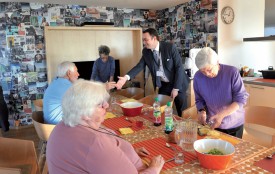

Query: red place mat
[[254, 158, 275, 173], [103, 116, 146, 135], [132, 137, 197, 171], [253, 78, 275, 83]]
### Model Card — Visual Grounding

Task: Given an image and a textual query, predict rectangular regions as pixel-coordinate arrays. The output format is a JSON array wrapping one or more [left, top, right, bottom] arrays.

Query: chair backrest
[[33, 99, 43, 111], [138, 94, 172, 107], [0, 137, 38, 174], [243, 106, 275, 147], [32, 111, 55, 141], [116, 87, 144, 100], [182, 105, 198, 120]]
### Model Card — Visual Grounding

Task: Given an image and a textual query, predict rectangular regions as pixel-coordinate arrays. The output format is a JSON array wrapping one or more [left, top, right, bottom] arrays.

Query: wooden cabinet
[[187, 80, 195, 107], [245, 83, 275, 108], [244, 83, 250, 106], [44, 26, 143, 86]]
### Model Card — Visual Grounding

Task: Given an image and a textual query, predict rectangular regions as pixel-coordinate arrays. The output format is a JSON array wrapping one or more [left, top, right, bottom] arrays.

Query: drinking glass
[[142, 107, 149, 115], [136, 120, 144, 128], [174, 151, 184, 164], [108, 96, 117, 112]]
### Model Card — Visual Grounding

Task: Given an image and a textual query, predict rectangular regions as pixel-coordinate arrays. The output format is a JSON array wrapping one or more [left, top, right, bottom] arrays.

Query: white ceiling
[[2, 0, 189, 10]]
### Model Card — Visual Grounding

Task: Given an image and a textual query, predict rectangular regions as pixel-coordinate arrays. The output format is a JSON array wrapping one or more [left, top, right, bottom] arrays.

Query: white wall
[[218, 0, 275, 73]]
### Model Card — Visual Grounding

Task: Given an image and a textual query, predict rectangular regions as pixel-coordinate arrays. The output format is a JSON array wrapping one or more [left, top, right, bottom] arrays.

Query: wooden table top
[[108, 93, 268, 173]]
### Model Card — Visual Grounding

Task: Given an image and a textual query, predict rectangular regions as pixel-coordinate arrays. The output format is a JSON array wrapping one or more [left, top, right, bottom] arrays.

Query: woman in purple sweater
[[46, 80, 164, 174], [193, 47, 248, 138]]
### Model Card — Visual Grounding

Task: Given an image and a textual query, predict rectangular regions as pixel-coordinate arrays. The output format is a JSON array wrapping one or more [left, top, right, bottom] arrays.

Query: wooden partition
[[44, 26, 144, 87]]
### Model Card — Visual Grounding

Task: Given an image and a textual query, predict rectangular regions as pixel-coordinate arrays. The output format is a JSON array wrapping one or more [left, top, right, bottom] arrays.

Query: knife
[[165, 157, 175, 163]]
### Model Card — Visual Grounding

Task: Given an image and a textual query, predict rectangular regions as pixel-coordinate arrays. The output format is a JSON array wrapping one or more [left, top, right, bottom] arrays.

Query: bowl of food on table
[[193, 139, 235, 170], [120, 102, 143, 117]]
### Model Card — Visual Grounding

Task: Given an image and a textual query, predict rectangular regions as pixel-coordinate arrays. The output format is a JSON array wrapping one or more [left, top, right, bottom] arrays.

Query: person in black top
[[0, 86, 9, 132]]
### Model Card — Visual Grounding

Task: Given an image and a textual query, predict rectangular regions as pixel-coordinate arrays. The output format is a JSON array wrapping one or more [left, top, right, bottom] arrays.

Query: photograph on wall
[[28, 81, 37, 95], [26, 72, 37, 83], [21, 60, 34, 72], [36, 81, 47, 94], [34, 62, 46, 72]]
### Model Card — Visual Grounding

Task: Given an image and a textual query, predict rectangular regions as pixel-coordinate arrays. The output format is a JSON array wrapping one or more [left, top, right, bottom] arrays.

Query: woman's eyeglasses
[[98, 101, 109, 109]]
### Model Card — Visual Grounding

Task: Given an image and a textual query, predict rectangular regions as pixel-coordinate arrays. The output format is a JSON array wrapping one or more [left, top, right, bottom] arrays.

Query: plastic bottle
[[164, 101, 173, 134], [153, 97, 161, 126]]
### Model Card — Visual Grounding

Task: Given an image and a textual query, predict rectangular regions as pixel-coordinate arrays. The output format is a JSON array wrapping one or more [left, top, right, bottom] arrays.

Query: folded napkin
[[105, 112, 116, 119], [121, 98, 137, 103], [160, 105, 166, 113], [118, 127, 134, 135]]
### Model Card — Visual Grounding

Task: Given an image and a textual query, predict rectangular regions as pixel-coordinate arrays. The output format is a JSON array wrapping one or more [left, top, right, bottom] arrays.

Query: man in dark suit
[[0, 86, 9, 132], [116, 28, 190, 116]]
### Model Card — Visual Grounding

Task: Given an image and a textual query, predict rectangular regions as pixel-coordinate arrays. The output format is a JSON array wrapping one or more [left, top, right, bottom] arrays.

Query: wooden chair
[[138, 94, 172, 107], [243, 106, 275, 147], [182, 105, 198, 120], [33, 99, 43, 111], [116, 87, 144, 100], [0, 137, 39, 174], [32, 111, 55, 173]]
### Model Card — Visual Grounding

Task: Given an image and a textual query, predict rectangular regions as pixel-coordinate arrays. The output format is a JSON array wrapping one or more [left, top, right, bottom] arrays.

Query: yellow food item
[[207, 130, 220, 137], [118, 128, 134, 135], [121, 99, 137, 103], [105, 112, 116, 119], [198, 127, 210, 135]]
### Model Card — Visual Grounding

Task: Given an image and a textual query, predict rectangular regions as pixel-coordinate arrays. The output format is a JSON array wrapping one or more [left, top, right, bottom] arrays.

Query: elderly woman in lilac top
[[46, 80, 164, 174], [193, 47, 248, 138]]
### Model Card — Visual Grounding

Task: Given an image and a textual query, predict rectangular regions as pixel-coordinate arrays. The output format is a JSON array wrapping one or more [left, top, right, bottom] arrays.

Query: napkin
[[105, 112, 116, 119], [121, 98, 137, 103], [160, 105, 166, 113], [118, 127, 134, 135]]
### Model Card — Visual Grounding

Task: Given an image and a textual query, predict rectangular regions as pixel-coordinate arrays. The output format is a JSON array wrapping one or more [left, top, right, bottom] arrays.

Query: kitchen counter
[[242, 77, 275, 87]]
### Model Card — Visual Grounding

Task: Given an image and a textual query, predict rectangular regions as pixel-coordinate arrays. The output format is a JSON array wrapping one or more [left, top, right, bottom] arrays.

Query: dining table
[[105, 92, 269, 174]]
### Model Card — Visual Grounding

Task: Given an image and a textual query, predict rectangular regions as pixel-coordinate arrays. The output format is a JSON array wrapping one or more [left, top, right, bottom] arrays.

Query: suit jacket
[[127, 41, 190, 93], [0, 86, 9, 131]]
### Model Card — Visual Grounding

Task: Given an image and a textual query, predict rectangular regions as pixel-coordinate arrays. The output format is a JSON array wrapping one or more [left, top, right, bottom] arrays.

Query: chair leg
[[38, 139, 44, 150], [38, 141, 46, 163], [42, 160, 48, 174]]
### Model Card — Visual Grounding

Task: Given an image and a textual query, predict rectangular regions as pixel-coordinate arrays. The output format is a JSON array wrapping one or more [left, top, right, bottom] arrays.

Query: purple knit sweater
[[193, 64, 249, 129]]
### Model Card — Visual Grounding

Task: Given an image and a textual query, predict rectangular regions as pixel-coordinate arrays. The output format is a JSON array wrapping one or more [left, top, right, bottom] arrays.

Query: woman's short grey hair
[[56, 61, 76, 78], [62, 79, 110, 127], [98, 45, 110, 55], [195, 47, 219, 69]]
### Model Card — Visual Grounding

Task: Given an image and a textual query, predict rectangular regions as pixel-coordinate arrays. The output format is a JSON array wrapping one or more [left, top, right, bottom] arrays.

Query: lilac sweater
[[47, 122, 157, 174], [193, 64, 248, 129]]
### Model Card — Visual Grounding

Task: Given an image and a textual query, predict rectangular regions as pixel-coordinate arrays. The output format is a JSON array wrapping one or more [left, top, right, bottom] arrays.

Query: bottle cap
[[167, 101, 171, 107], [154, 97, 159, 102]]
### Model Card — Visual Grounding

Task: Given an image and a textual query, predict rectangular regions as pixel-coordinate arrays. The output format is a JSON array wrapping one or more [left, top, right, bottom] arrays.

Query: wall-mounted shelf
[[243, 36, 275, 42]]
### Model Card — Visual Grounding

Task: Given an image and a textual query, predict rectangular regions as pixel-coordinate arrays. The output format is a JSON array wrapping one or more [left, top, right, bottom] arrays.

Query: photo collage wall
[[0, 0, 217, 127]]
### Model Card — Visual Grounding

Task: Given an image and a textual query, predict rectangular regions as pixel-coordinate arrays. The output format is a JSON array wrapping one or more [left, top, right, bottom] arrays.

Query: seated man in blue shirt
[[91, 45, 115, 83], [43, 61, 80, 124]]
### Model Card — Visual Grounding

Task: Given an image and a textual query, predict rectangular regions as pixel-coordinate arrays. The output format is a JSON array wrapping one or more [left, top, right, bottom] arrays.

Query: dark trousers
[[158, 81, 187, 117], [216, 124, 244, 139]]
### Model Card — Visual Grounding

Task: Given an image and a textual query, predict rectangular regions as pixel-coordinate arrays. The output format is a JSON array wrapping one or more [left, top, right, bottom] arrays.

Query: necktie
[[153, 50, 162, 88]]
